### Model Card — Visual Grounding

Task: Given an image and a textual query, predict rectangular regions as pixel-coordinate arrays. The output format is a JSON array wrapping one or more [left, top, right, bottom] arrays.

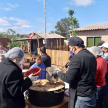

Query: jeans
[[75, 94, 96, 108], [96, 85, 107, 108]]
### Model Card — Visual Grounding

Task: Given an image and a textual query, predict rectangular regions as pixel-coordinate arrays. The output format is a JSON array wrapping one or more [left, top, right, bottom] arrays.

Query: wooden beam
[[57, 39, 58, 49], [51, 42, 53, 49], [37, 37, 39, 54], [60, 37, 61, 50]]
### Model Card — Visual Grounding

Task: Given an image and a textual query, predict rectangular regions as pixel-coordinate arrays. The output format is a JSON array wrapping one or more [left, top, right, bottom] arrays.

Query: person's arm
[[5, 69, 32, 98], [95, 60, 100, 81], [58, 57, 80, 84]]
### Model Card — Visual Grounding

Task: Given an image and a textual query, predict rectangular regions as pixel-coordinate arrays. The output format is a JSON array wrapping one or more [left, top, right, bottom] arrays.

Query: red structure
[[0, 38, 11, 48]]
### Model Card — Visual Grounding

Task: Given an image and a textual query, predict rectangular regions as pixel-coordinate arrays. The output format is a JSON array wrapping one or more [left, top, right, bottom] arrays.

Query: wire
[[46, 0, 66, 17]]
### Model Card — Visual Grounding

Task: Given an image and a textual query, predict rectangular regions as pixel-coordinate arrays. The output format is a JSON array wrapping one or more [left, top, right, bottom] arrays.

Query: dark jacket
[[41, 53, 51, 68], [58, 49, 97, 96], [0, 59, 32, 108], [105, 56, 108, 64]]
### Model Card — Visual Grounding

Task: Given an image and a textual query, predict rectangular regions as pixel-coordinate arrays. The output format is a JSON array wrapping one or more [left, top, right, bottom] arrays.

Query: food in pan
[[29, 79, 64, 91]]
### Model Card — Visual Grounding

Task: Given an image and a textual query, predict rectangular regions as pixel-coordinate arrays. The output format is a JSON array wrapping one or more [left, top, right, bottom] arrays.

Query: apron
[[68, 81, 78, 108]]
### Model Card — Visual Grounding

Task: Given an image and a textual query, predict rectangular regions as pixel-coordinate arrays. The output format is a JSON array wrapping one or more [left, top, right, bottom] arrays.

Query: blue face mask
[[70, 51, 74, 56]]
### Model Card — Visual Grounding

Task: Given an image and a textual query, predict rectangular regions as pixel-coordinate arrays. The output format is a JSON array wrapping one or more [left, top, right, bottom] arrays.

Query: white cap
[[101, 43, 108, 49]]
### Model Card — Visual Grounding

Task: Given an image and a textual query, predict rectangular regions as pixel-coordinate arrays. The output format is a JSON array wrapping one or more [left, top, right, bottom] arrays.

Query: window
[[87, 37, 101, 47]]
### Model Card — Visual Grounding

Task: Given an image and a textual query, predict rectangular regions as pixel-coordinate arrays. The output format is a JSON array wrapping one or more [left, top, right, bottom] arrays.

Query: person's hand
[[28, 73, 37, 81]]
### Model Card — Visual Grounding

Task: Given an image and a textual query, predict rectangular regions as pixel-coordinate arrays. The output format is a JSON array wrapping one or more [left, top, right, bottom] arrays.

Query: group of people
[[0, 37, 108, 108], [0, 45, 51, 108], [50, 38, 108, 108]]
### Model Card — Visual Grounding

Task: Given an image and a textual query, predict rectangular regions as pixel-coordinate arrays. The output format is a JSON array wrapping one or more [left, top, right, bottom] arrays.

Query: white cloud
[[7, 17, 33, 28], [3, 17, 8, 19], [4, 3, 19, 11], [3, 8, 11, 11], [0, 28, 6, 32], [63, 7, 69, 11], [70, 0, 95, 6], [0, 18, 11, 26], [7, 3, 19, 8]]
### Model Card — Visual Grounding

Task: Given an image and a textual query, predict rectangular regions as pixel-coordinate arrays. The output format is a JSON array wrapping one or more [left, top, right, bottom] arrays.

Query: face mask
[[70, 51, 74, 56]]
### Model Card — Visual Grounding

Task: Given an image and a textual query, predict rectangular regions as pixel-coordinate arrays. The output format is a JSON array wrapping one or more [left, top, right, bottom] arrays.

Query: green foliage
[[68, 9, 74, 17], [0, 28, 28, 49], [68, 9, 79, 37], [55, 18, 70, 37], [73, 30, 78, 37], [7, 38, 21, 49], [49, 30, 55, 34], [54, 9, 79, 37]]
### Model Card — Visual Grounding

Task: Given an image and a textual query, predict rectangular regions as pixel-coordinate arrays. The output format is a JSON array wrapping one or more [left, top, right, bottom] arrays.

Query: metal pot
[[28, 86, 65, 107]]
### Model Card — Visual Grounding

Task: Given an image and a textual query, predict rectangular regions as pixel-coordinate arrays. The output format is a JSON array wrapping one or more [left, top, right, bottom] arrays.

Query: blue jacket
[[30, 62, 46, 79]]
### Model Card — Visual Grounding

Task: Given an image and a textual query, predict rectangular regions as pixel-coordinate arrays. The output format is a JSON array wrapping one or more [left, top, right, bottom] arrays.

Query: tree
[[54, 9, 79, 37], [7, 38, 21, 49], [55, 18, 70, 37], [49, 30, 55, 34], [68, 9, 74, 17], [68, 9, 79, 37]]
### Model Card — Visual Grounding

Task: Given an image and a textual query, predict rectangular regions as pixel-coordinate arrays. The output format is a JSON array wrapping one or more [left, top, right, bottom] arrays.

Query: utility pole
[[44, 0, 47, 47]]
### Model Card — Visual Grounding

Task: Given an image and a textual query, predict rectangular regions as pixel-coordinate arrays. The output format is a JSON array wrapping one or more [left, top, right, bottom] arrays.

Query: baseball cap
[[69, 37, 84, 47], [101, 43, 108, 49], [98, 41, 105, 47]]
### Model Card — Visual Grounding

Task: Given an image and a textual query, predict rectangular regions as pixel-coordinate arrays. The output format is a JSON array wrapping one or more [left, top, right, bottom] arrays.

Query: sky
[[0, 0, 108, 34]]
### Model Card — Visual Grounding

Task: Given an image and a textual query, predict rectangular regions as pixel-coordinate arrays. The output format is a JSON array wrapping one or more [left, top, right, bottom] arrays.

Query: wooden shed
[[17, 33, 65, 53]]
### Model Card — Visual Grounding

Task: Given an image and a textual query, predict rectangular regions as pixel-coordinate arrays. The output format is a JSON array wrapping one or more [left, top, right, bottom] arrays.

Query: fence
[[38, 49, 70, 67], [47, 45, 69, 51]]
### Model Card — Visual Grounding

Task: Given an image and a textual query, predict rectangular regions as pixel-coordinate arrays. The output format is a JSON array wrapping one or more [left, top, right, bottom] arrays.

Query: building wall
[[0, 38, 11, 48], [101, 35, 108, 42], [70, 29, 108, 47], [77, 36, 87, 46], [77, 29, 108, 36]]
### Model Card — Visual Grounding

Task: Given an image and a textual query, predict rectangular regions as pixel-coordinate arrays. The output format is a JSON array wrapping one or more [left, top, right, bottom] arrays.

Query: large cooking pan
[[28, 81, 65, 107]]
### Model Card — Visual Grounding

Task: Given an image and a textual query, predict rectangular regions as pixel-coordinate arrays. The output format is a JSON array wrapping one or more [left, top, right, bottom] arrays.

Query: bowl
[[25, 67, 41, 76]]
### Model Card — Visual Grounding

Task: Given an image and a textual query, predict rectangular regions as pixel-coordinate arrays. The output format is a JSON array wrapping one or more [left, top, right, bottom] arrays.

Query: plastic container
[[25, 67, 41, 76]]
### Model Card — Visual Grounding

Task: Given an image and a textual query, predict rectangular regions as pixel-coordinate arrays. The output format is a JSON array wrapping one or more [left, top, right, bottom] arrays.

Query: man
[[0, 42, 8, 62], [40, 46, 51, 68], [52, 37, 97, 108], [97, 41, 105, 50], [100, 43, 108, 63]]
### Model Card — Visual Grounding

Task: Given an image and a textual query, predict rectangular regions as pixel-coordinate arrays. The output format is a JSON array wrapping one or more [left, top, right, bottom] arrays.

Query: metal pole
[[44, 0, 47, 47]]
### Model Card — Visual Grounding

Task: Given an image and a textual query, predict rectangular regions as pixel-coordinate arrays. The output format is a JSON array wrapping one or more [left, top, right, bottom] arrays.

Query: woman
[[0, 47, 37, 108], [89, 46, 107, 108]]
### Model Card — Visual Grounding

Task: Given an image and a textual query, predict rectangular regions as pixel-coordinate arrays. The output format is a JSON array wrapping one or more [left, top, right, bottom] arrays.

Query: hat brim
[[98, 45, 103, 48]]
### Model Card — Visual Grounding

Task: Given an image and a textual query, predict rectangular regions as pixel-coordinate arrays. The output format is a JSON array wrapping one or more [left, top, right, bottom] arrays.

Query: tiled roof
[[70, 23, 108, 32], [16, 33, 65, 41], [34, 33, 65, 39]]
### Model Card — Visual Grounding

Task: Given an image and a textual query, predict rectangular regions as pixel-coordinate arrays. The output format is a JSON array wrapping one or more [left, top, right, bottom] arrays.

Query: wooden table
[[25, 96, 68, 108]]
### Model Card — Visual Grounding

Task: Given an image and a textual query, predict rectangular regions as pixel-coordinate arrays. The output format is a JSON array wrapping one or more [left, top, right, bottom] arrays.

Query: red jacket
[[95, 57, 107, 87]]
